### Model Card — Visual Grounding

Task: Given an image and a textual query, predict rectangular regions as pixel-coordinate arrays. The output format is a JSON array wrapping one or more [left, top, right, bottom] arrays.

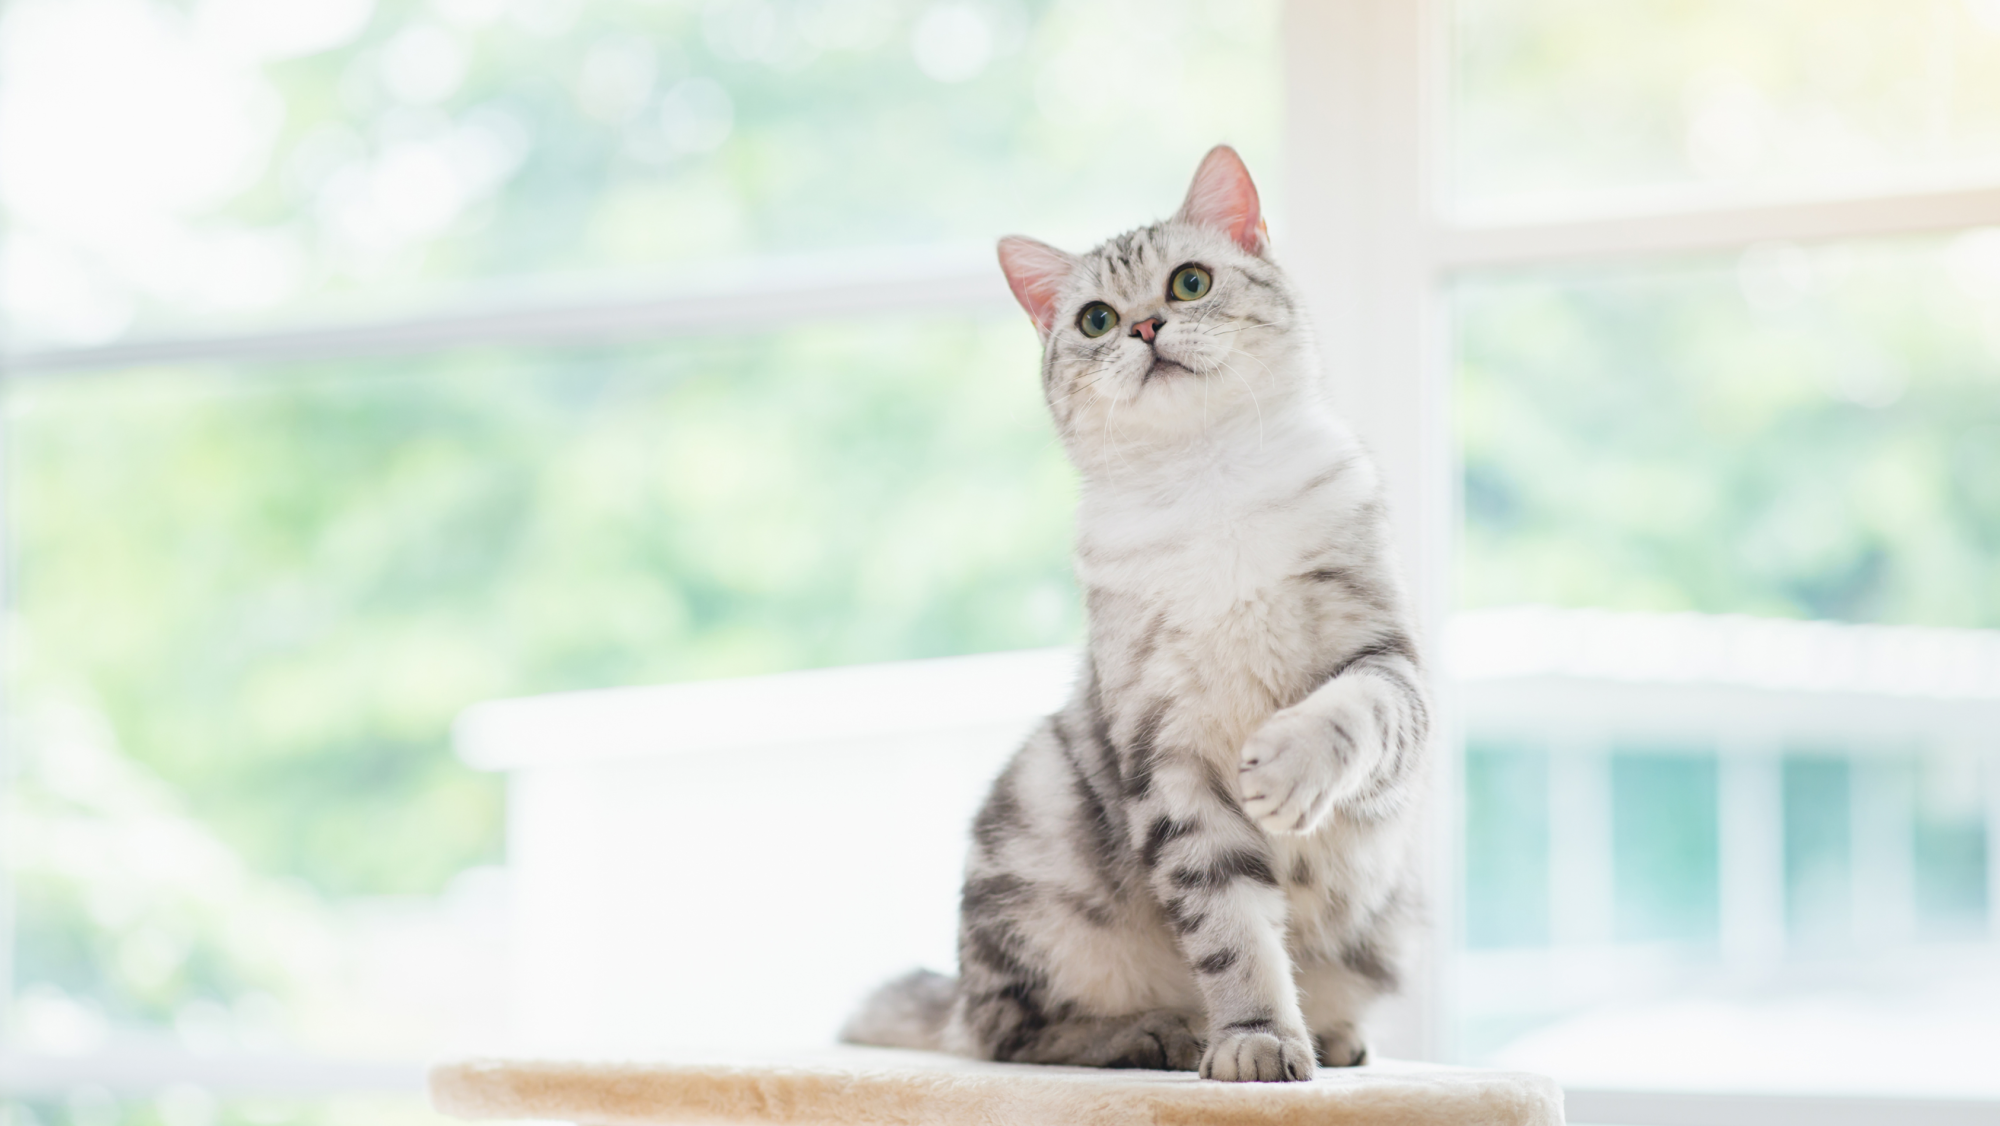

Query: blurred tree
[[1458, 238, 2000, 628], [12, 320, 1071, 899]]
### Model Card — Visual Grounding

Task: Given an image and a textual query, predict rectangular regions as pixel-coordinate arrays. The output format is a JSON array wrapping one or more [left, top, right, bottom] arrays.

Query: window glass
[[1452, 237, 2000, 1097], [0, 0, 1282, 350], [7, 310, 1071, 1067], [1458, 235, 2000, 626], [1452, 0, 2000, 218]]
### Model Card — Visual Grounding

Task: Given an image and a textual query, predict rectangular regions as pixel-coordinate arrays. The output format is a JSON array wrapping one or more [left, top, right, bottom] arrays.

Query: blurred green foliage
[[1, 0, 1283, 344], [13, 318, 1067, 899], [1453, 0, 2000, 212], [1458, 237, 2000, 626]]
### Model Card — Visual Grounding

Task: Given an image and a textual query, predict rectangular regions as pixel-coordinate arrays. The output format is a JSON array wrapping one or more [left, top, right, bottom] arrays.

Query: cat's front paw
[[1200, 1025, 1317, 1082], [1237, 706, 1353, 835]]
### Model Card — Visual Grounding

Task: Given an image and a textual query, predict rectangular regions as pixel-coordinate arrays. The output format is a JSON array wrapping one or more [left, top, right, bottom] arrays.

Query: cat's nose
[[1129, 316, 1163, 343]]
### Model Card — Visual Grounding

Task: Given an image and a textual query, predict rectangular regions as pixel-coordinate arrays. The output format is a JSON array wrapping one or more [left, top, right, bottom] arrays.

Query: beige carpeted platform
[[428, 1045, 1564, 1125]]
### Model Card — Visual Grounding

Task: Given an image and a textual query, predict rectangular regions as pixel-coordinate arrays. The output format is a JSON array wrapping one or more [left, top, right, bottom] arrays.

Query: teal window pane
[[1463, 744, 1551, 949], [1783, 756, 1852, 948], [1611, 753, 1719, 944], [1914, 755, 1990, 938]]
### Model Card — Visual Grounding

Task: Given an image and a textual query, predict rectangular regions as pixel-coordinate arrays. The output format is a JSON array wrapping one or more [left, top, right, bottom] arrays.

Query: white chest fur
[[1071, 413, 1378, 765]]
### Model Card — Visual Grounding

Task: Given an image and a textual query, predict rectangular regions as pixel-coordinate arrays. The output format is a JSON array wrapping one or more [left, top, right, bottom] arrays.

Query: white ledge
[[1449, 606, 2000, 700], [456, 610, 2000, 771], [455, 647, 1079, 772]]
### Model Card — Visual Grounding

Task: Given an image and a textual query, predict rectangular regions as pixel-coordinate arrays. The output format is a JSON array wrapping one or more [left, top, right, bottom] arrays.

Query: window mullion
[[1281, 0, 1454, 1064], [1436, 181, 2000, 273]]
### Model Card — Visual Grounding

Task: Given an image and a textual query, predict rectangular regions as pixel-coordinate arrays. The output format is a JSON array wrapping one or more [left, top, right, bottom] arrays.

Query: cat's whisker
[[1202, 360, 1212, 434], [1046, 370, 1106, 408], [1203, 321, 1278, 336], [1219, 358, 1265, 450], [1103, 387, 1137, 474], [1049, 364, 1127, 408]]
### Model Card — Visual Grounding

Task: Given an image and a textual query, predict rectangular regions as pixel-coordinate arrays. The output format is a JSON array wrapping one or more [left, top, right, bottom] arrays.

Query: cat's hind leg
[[945, 724, 1205, 1070], [949, 981, 1204, 1070], [943, 848, 1205, 1069]]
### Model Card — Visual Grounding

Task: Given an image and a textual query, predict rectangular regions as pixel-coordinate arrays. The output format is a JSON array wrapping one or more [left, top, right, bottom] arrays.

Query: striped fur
[[843, 147, 1430, 1083]]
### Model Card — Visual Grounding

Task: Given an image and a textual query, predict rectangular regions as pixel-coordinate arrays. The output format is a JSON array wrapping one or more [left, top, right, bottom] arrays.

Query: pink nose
[[1130, 317, 1161, 343]]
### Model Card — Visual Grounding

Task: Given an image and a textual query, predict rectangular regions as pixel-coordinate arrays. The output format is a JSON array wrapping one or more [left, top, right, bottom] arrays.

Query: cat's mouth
[[1144, 357, 1197, 382]]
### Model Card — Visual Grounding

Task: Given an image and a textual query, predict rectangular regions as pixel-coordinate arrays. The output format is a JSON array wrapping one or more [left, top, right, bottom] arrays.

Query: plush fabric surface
[[428, 1045, 1564, 1125]]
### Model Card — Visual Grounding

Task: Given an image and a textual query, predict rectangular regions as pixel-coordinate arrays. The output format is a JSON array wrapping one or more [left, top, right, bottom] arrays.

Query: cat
[[841, 145, 1430, 1083]]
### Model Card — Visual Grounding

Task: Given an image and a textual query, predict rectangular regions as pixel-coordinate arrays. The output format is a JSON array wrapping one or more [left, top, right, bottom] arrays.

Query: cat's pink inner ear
[[997, 236, 1074, 335], [1176, 145, 1265, 254]]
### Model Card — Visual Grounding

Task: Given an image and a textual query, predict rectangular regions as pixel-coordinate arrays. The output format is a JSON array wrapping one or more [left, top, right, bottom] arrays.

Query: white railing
[[1453, 606, 2000, 958]]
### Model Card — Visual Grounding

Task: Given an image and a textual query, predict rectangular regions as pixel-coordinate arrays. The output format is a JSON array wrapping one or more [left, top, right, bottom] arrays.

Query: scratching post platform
[[429, 1046, 1564, 1125]]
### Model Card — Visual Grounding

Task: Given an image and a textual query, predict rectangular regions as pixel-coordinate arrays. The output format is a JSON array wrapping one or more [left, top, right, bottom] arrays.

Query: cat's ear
[[1176, 145, 1267, 255], [997, 236, 1075, 337]]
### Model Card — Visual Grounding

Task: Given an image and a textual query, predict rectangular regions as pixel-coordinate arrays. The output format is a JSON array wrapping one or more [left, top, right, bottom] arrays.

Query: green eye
[[1170, 265, 1212, 301], [1078, 302, 1118, 338]]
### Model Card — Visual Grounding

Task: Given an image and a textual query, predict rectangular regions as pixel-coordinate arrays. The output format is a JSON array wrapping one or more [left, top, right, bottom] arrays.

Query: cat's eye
[[1169, 265, 1212, 301], [1078, 302, 1119, 338]]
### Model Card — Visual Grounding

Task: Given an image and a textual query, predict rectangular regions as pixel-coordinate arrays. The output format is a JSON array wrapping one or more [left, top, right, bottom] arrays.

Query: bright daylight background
[[2, 0, 1999, 1124]]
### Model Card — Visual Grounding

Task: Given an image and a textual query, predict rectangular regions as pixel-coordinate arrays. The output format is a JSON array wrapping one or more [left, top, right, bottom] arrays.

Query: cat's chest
[[1079, 502, 1337, 742], [1081, 500, 1326, 634]]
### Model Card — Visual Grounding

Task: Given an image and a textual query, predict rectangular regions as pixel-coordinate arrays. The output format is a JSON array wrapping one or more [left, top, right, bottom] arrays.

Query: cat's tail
[[839, 968, 956, 1051]]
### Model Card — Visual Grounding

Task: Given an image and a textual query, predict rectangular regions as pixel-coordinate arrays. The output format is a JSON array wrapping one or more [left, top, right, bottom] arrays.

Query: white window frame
[[1285, 2, 2000, 1123], [5, 1, 2000, 1120]]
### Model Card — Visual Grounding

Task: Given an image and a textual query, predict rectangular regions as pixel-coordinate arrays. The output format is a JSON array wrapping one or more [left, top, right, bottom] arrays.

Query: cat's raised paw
[[1200, 1027, 1317, 1082], [1237, 708, 1348, 835]]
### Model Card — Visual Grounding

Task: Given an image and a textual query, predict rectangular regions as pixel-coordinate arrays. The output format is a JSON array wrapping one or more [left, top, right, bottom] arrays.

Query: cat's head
[[997, 146, 1311, 472]]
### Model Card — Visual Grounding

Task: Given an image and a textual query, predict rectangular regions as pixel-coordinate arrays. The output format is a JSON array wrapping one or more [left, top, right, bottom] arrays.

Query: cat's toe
[[1237, 718, 1337, 835], [1200, 1028, 1317, 1082]]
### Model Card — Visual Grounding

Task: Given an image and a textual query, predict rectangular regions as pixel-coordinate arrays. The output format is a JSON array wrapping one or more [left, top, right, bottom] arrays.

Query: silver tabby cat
[[842, 146, 1430, 1083]]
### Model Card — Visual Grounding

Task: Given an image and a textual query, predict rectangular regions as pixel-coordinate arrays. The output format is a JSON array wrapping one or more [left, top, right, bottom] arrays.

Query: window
[[6, 1, 1998, 1125]]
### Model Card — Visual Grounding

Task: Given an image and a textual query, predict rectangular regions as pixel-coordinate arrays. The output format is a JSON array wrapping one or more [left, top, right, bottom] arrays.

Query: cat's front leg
[[1237, 637, 1428, 834], [1141, 761, 1316, 1082]]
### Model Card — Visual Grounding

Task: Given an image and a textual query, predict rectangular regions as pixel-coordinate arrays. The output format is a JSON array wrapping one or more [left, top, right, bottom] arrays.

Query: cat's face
[[998, 146, 1308, 471]]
